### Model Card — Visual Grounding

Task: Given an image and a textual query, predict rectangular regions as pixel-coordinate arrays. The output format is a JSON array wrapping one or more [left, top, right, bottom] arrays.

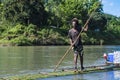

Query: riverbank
[[0, 24, 120, 46]]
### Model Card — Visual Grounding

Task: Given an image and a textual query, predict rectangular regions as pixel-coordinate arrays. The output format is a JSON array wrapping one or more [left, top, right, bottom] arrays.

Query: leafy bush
[[10, 36, 31, 46]]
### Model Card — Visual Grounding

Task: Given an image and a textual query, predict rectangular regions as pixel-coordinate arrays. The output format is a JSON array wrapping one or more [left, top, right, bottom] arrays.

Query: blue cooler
[[107, 53, 114, 62]]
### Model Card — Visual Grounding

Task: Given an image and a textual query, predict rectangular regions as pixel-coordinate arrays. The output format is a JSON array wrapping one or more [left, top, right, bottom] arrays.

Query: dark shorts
[[73, 45, 83, 55]]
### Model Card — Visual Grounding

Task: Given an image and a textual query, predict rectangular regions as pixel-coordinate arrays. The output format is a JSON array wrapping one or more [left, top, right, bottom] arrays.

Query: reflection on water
[[0, 45, 120, 79]]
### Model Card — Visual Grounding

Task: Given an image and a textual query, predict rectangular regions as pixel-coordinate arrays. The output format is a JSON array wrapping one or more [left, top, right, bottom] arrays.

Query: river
[[0, 45, 120, 80]]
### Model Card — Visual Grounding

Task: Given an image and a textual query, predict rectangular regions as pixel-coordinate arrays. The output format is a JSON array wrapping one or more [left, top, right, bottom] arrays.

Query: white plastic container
[[113, 51, 120, 64]]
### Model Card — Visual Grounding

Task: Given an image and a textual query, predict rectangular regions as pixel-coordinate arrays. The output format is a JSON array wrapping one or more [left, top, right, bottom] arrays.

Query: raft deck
[[2, 64, 120, 80]]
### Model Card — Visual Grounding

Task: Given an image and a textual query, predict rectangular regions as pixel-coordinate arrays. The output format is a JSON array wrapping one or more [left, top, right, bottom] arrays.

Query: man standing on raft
[[68, 18, 88, 71]]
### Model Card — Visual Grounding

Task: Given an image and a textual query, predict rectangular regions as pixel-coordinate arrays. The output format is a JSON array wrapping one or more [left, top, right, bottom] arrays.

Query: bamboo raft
[[39, 64, 120, 78], [2, 64, 120, 80]]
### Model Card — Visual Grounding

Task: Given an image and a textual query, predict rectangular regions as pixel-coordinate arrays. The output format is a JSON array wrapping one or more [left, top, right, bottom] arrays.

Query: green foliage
[[89, 12, 107, 31], [10, 36, 31, 46], [81, 32, 89, 44], [44, 0, 103, 28], [37, 27, 68, 45], [0, 23, 38, 46], [56, 0, 89, 25], [88, 0, 103, 14], [24, 24, 38, 36], [2, 0, 48, 26], [0, 0, 120, 45], [8, 24, 24, 34], [102, 14, 120, 44]]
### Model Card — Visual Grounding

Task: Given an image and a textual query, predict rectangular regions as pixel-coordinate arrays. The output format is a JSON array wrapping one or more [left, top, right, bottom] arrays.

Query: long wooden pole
[[53, 0, 102, 72]]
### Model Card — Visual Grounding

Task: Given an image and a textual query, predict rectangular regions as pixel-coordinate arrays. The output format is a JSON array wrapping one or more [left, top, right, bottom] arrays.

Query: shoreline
[[0, 43, 120, 47]]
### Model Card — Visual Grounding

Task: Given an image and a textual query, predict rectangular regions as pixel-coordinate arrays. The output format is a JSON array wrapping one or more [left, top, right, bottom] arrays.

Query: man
[[68, 18, 88, 71]]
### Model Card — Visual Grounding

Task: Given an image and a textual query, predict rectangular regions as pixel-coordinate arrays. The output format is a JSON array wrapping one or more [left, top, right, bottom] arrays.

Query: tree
[[44, 0, 103, 29], [106, 14, 120, 37], [0, 1, 3, 21], [89, 12, 107, 31], [2, 0, 48, 26], [43, 0, 64, 27]]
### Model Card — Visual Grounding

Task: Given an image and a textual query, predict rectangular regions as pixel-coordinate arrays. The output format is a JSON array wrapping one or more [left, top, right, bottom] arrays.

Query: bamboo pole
[[53, 0, 102, 72]]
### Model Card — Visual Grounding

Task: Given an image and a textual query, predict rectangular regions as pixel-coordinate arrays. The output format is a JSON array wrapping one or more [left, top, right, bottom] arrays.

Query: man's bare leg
[[74, 53, 78, 70], [79, 52, 84, 70]]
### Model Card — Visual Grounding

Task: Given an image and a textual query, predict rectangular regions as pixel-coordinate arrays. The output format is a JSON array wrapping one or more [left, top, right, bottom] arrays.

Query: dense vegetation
[[0, 0, 120, 46]]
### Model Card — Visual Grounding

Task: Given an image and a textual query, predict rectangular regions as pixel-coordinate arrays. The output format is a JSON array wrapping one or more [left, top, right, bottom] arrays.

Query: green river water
[[0, 46, 120, 80]]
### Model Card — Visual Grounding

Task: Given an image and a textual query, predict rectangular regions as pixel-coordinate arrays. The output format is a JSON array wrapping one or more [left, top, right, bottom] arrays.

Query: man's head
[[71, 18, 79, 28]]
